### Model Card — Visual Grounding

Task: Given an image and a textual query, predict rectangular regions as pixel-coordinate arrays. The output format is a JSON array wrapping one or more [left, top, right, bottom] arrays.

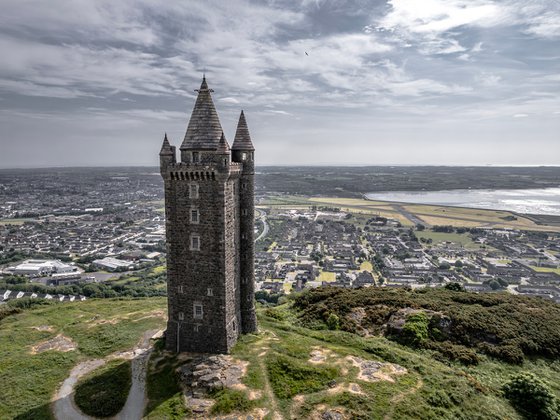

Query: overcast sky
[[0, 0, 559, 167]]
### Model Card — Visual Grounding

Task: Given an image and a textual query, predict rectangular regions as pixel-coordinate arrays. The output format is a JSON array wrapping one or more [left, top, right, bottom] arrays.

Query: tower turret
[[216, 132, 231, 170], [159, 133, 176, 175], [232, 111, 258, 334]]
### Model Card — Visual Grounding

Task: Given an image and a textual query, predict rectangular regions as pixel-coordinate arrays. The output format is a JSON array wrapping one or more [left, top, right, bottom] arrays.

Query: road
[[255, 210, 269, 242], [391, 204, 427, 226]]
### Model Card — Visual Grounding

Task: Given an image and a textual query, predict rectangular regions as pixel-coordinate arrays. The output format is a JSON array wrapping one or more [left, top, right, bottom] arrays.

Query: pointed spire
[[216, 131, 230, 153], [181, 76, 223, 150], [200, 74, 208, 91], [232, 110, 254, 151], [160, 132, 174, 155]]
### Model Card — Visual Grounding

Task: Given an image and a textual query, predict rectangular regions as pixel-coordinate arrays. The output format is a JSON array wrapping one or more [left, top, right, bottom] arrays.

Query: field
[[416, 231, 482, 249], [0, 298, 166, 419], [0, 218, 34, 225], [262, 196, 560, 232], [529, 266, 560, 275]]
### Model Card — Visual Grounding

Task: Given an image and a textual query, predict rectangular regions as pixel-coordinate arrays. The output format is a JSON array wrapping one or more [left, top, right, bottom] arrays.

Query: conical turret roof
[[160, 133, 174, 155], [232, 110, 254, 151], [180, 76, 224, 150], [216, 132, 230, 153]]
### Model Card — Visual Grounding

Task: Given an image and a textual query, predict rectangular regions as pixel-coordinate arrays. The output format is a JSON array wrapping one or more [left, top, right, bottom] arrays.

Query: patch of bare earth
[[346, 356, 407, 383], [308, 346, 335, 364], [310, 405, 348, 420], [31, 334, 76, 354], [32, 325, 55, 332]]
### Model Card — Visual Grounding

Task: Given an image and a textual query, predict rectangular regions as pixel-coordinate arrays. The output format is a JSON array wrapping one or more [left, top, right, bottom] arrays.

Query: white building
[[8, 259, 77, 276]]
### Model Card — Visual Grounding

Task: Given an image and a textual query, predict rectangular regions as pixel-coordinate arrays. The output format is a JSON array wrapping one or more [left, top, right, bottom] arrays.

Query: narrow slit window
[[178, 311, 184, 321], [192, 152, 200, 163], [207, 288, 213, 296]]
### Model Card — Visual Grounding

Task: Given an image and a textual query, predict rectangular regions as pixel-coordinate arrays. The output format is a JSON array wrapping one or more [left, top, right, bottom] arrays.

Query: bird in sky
[[305, 52, 309, 56]]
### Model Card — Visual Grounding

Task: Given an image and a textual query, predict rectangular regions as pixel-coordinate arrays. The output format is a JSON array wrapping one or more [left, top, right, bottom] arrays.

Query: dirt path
[[255, 330, 283, 420], [52, 330, 161, 420]]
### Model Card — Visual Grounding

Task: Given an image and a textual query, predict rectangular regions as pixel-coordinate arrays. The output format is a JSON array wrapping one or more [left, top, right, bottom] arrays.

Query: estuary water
[[365, 187, 560, 216]]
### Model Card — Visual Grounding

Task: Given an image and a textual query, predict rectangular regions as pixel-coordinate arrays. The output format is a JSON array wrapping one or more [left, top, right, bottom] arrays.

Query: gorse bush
[[293, 287, 560, 364], [400, 313, 429, 347], [503, 372, 559, 420]]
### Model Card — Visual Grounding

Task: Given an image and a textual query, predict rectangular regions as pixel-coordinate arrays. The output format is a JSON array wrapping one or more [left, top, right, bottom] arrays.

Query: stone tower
[[160, 76, 257, 354]]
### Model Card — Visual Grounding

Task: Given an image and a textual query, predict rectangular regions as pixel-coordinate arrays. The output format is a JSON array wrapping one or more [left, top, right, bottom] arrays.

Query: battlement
[[164, 161, 243, 181]]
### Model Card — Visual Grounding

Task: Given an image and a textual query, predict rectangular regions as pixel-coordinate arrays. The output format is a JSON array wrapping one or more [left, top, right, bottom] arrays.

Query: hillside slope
[[1, 293, 559, 419]]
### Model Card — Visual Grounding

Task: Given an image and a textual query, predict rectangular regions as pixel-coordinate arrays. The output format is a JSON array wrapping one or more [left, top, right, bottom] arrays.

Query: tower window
[[250, 152, 254, 161], [189, 183, 199, 199], [178, 311, 184, 321], [193, 303, 203, 319], [178, 285, 184, 293], [232, 320, 236, 331], [194, 324, 200, 332], [242, 209, 248, 216], [241, 183, 247, 189], [223, 158, 228, 166], [190, 209, 199, 223], [192, 152, 200, 163], [190, 234, 200, 251], [207, 288, 213, 296], [241, 152, 247, 161]]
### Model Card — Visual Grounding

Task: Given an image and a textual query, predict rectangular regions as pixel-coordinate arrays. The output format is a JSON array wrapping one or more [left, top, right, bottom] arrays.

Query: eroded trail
[[52, 330, 160, 420]]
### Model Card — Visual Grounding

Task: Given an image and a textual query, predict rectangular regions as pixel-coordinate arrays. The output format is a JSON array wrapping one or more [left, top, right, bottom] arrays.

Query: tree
[[439, 262, 451, 270], [445, 282, 464, 292], [416, 223, 425, 231], [503, 373, 558, 420]]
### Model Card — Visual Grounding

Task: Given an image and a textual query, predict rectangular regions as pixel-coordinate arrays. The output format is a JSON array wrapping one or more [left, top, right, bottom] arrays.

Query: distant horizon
[[2, 163, 560, 171]]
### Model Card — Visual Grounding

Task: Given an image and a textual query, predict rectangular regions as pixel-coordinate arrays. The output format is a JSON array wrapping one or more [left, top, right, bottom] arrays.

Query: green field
[[416, 231, 481, 249], [0, 218, 33, 225], [0, 298, 166, 419], [529, 266, 560, 275]]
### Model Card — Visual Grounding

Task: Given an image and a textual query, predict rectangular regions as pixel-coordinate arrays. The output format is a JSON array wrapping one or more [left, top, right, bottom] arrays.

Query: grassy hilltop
[[1, 291, 559, 419]]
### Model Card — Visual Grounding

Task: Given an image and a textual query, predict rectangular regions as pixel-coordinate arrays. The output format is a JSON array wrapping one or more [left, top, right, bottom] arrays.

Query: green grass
[[317, 271, 336, 282], [0, 297, 166, 419], [266, 353, 339, 399], [74, 359, 132, 418], [210, 388, 255, 415], [0, 218, 34, 225], [529, 266, 560, 275], [2, 292, 560, 419], [417, 231, 480, 249], [144, 340, 189, 419]]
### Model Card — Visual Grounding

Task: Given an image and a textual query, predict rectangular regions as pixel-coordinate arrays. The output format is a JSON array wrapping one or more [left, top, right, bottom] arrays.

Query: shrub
[[210, 389, 254, 415], [503, 373, 559, 420], [326, 313, 340, 330], [400, 313, 429, 347]]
